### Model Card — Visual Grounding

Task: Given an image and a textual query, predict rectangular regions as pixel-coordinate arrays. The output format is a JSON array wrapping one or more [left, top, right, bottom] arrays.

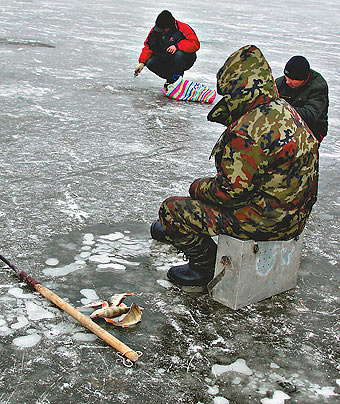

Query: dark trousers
[[145, 51, 197, 83]]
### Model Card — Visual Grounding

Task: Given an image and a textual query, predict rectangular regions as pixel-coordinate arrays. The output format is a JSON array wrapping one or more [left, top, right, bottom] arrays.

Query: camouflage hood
[[207, 45, 279, 126]]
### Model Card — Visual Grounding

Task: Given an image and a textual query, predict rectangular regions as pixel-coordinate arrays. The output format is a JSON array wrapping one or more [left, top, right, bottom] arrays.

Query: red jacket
[[138, 20, 200, 64]]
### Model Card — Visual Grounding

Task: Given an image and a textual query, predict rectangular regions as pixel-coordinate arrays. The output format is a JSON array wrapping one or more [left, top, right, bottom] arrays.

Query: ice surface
[[13, 333, 41, 348], [212, 359, 253, 376], [1, 0, 339, 402]]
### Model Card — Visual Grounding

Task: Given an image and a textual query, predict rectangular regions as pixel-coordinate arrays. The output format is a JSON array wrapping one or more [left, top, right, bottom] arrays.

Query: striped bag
[[162, 76, 216, 103]]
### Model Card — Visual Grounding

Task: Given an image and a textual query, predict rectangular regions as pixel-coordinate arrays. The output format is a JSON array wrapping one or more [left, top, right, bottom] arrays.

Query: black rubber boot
[[150, 219, 167, 243], [167, 262, 214, 286], [167, 237, 217, 286]]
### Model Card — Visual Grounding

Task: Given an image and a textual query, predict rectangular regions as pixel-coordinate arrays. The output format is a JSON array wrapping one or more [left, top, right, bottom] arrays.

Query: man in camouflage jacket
[[155, 45, 319, 287]]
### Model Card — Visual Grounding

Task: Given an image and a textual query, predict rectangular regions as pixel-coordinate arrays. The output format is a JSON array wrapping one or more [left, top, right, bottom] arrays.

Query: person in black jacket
[[275, 56, 329, 143]]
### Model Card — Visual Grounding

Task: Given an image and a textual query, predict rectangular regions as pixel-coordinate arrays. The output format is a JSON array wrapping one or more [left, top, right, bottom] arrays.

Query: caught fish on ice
[[77, 292, 142, 327], [104, 303, 142, 328], [90, 303, 130, 319], [76, 292, 134, 310]]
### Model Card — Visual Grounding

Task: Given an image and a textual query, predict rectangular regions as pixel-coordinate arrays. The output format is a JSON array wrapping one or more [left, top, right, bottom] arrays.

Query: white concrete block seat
[[207, 233, 304, 310]]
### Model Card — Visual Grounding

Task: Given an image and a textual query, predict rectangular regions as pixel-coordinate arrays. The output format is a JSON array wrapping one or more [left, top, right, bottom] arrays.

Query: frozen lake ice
[[1, 0, 339, 403]]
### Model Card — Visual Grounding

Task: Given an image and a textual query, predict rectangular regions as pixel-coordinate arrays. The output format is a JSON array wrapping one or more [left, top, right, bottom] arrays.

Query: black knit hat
[[284, 56, 310, 80], [154, 10, 175, 31]]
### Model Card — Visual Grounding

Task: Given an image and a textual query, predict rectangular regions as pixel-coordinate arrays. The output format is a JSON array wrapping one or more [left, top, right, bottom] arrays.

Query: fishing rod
[[0, 254, 139, 363]]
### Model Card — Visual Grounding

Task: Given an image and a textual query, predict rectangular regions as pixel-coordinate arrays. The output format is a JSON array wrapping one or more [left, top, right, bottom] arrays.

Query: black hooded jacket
[[276, 69, 328, 142]]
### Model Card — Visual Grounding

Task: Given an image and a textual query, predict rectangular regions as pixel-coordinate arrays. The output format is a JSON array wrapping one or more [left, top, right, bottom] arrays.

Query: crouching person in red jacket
[[134, 10, 200, 89]]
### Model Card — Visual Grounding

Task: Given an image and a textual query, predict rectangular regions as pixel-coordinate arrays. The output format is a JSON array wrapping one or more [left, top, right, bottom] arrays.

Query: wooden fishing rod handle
[[34, 284, 139, 362]]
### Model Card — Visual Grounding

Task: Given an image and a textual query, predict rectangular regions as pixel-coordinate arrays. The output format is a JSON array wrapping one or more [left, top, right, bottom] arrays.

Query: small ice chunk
[[83, 233, 94, 241], [73, 332, 97, 342], [157, 279, 173, 289], [261, 391, 290, 404], [270, 363, 280, 369], [212, 359, 253, 376], [80, 251, 91, 259], [80, 289, 99, 300], [83, 240, 95, 246], [79, 298, 96, 306], [11, 316, 29, 329], [0, 319, 7, 326], [0, 325, 11, 335], [110, 257, 140, 266], [13, 333, 41, 348], [207, 385, 219, 395], [312, 385, 337, 398], [213, 397, 229, 404], [97, 263, 126, 270], [99, 232, 124, 241], [8, 287, 36, 299], [89, 254, 110, 264], [81, 246, 91, 251], [45, 258, 59, 266], [336, 379, 340, 386], [232, 376, 242, 385], [25, 301, 55, 320]]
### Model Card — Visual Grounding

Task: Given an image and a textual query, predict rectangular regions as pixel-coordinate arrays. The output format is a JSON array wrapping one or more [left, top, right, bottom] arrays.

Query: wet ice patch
[[212, 359, 253, 376], [25, 301, 55, 320], [260, 390, 290, 403], [13, 333, 41, 348]]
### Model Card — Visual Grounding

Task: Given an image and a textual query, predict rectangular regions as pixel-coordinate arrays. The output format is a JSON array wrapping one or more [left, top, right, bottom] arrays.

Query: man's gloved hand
[[134, 62, 145, 77]]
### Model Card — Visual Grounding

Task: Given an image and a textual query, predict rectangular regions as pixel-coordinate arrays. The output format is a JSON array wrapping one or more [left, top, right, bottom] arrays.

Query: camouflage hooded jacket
[[190, 45, 319, 241]]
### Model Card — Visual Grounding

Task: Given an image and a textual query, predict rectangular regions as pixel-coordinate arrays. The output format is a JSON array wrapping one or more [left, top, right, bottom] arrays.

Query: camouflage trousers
[[158, 196, 236, 269]]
